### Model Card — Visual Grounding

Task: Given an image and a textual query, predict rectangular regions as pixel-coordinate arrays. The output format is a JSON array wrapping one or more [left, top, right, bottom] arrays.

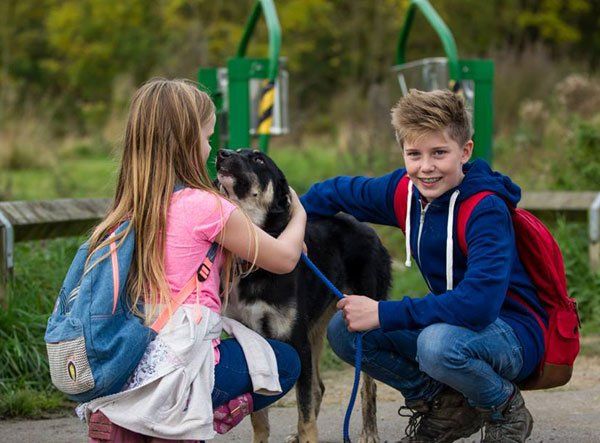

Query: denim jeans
[[211, 338, 301, 411], [327, 311, 523, 409]]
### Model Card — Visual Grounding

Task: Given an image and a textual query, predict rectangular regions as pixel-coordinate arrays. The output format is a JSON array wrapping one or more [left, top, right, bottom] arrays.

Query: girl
[[83, 78, 305, 441]]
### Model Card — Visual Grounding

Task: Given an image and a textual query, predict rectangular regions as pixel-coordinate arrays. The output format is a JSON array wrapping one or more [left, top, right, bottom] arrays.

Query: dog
[[216, 148, 392, 443]]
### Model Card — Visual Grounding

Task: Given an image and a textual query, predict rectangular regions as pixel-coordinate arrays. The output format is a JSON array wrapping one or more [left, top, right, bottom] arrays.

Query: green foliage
[[0, 388, 66, 418], [3, 156, 116, 200], [552, 221, 600, 333], [3, 0, 599, 132], [46, 0, 164, 101], [0, 238, 82, 417], [559, 120, 600, 190], [495, 72, 600, 192], [518, 0, 590, 44]]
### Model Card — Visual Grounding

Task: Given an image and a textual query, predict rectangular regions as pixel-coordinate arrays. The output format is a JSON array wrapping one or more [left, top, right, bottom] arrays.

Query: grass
[[1, 156, 117, 201], [0, 237, 83, 418]]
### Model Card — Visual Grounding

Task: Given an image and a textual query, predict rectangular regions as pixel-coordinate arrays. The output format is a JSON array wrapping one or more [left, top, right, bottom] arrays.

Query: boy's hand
[[337, 295, 380, 332]]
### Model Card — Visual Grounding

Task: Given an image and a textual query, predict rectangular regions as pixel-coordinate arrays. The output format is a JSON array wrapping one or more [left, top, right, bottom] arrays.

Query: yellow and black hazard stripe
[[449, 79, 464, 98], [257, 80, 275, 135]]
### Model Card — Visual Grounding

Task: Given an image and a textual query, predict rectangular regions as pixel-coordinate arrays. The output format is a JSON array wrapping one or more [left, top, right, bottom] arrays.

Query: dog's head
[[216, 149, 291, 233]]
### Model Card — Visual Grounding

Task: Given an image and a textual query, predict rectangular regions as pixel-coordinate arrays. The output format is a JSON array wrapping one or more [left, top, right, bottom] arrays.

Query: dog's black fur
[[216, 148, 392, 443]]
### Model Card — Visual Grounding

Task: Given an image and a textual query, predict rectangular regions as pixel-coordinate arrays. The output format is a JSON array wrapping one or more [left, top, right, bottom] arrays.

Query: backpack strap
[[456, 192, 546, 326], [456, 191, 494, 255], [392, 174, 413, 267], [150, 242, 219, 333], [110, 239, 119, 314], [393, 174, 411, 232]]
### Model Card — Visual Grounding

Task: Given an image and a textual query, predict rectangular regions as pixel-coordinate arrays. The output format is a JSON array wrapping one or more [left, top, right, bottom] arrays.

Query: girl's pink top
[[165, 188, 237, 363]]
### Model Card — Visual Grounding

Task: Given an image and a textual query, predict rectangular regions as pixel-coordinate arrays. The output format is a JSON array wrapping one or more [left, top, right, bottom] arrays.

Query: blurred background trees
[[2, 0, 598, 126], [0, 0, 599, 189]]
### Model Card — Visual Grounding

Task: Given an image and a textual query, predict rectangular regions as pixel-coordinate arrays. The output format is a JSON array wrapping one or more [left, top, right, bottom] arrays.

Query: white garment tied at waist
[[82, 305, 281, 440]]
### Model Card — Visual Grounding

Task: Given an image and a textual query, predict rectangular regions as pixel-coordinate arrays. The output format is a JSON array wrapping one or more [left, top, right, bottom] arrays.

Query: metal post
[[197, 0, 283, 155], [227, 57, 252, 149], [590, 193, 600, 273], [396, 0, 460, 81], [395, 0, 494, 163], [459, 59, 494, 163], [0, 209, 14, 306]]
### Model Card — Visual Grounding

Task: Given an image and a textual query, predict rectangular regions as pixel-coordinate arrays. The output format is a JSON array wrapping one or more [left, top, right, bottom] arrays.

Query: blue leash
[[301, 253, 363, 443]]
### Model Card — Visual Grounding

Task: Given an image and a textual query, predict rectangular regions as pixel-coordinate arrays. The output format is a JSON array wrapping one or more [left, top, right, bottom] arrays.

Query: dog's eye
[[252, 192, 258, 197], [253, 157, 265, 165]]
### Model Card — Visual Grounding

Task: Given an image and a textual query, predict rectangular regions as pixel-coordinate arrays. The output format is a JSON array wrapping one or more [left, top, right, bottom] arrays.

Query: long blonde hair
[[88, 78, 242, 324]]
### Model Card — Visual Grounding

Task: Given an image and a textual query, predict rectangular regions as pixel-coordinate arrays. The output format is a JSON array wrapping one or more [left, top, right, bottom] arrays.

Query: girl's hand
[[336, 295, 380, 332], [289, 187, 306, 219]]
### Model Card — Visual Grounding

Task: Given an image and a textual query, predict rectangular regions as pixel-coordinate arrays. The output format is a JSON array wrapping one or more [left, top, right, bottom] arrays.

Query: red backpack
[[393, 175, 580, 390]]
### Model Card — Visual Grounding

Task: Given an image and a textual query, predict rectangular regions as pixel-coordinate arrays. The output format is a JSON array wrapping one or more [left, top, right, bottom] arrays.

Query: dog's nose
[[218, 149, 234, 160]]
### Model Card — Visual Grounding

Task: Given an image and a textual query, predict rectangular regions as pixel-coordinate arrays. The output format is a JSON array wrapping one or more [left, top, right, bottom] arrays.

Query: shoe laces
[[398, 405, 426, 438]]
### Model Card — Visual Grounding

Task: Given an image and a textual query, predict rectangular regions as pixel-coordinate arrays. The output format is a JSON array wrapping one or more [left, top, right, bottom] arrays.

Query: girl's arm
[[218, 188, 307, 274]]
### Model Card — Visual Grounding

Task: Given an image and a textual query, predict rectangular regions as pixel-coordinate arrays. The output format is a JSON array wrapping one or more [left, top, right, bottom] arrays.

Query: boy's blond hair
[[391, 89, 473, 147]]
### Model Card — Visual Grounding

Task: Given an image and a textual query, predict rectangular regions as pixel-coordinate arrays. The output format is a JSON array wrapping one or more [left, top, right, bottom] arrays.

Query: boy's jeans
[[327, 311, 523, 409], [211, 338, 301, 411]]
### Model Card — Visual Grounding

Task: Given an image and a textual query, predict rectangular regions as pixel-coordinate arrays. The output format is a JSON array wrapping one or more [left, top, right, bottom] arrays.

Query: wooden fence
[[0, 198, 110, 304], [1, 192, 599, 305]]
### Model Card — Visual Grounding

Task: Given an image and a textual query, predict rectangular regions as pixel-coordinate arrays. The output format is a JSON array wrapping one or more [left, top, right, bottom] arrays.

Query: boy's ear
[[461, 140, 474, 164]]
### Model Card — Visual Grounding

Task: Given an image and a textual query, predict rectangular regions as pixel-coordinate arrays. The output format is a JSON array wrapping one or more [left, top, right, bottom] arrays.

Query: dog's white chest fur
[[227, 288, 297, 341]]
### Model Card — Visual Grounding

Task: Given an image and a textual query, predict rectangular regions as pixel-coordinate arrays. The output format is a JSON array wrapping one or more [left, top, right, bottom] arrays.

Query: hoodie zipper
[[416, 203, 433, 291]]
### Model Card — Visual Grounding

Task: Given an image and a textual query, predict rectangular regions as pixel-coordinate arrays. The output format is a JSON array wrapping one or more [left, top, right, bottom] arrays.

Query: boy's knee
[[417, 323, 469, 377], [327, 311, 355, 363]]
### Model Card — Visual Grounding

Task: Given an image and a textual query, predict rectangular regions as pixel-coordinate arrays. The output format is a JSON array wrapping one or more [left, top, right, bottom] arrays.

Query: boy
[[300, 89, 545, 442]]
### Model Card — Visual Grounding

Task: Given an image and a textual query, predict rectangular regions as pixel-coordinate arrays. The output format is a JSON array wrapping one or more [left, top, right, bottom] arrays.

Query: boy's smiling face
[[403, 130, 473, 202]]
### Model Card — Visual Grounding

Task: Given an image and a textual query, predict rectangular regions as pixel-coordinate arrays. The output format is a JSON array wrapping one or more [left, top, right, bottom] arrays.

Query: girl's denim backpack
[[45, 221, 216, 402], [44, 222, 155, 402]]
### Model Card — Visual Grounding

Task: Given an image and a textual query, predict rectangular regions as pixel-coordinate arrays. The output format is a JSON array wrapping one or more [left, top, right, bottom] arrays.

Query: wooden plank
[[520, 191, 598, 211], [0, 198, 111, 242]]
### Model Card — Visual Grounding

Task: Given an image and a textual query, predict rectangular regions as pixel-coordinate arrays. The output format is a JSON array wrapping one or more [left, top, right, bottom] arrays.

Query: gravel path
[[2, 356, 599, 442]]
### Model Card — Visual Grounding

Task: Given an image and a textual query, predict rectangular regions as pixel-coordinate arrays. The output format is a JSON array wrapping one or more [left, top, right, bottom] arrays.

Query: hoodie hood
[[458, 159, 521, 206]]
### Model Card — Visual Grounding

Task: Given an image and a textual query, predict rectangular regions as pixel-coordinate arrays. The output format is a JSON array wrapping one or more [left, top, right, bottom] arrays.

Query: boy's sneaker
[[398, 388, 481, 442], [480, 386, 533, 443]]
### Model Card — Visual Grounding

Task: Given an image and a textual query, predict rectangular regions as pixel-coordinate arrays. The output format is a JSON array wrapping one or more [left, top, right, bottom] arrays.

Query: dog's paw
[[284, 433, 300, 443], [359, 433, 380, 443]]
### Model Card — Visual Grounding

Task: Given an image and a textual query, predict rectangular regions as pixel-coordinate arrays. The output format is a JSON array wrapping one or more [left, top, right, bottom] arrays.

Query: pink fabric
[[165, 188, 237, 363], [213, 393, 254, 434], [88, 411, 201, 442]]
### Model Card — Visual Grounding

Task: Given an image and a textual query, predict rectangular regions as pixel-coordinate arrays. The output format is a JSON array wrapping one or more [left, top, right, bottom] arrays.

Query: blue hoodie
[[301, 159, 546, 381]]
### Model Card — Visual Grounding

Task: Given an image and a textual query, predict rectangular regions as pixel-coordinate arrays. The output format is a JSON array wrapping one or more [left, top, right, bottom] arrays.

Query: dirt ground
[[1, 355, 599, 442]]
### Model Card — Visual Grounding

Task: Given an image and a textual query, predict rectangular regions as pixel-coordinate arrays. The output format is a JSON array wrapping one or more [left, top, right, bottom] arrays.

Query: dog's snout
[[218, 149, 234, 160]]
